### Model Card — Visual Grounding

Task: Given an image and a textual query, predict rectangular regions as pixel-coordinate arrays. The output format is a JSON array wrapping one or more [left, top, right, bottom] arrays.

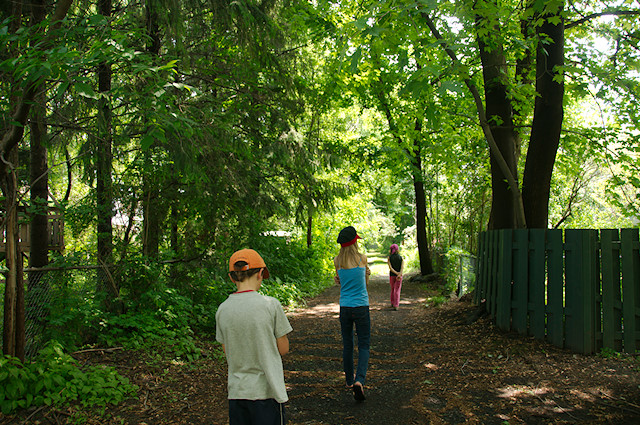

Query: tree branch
[[566, 10, 640, 29]]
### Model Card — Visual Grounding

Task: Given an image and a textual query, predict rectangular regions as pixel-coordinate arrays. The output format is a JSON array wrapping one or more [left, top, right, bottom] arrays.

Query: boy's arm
[[277, 335, 289, 355]]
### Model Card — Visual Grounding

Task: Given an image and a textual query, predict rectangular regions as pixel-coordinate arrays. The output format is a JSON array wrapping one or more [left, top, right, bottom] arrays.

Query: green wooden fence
[[474, 228, 640, 354]]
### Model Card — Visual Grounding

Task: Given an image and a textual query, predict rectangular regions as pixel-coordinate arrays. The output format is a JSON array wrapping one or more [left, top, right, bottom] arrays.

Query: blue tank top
[[337, 266, 369, 307]]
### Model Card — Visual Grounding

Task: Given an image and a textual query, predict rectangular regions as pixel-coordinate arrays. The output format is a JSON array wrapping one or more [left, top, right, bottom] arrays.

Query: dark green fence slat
[[565, 230, 584, 353], [621, 229, 640, 353], [582, 230, 598, 354], [482, 230, 492, 304], [546, 230, 564, 348], [474, 232, 488, 304], [488, 230, 499, 316], [601, 229, 622, 351], [529, 229, 546, 340], [496, 230, 513, 330], [512, 230, 528, 334]]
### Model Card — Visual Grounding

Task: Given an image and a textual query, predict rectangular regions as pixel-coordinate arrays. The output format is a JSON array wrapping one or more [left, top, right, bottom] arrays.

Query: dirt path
[[284, 273, 428, 425], [284, 273, 640, 425]]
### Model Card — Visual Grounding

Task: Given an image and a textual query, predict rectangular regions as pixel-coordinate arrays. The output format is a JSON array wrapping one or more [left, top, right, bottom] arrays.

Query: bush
[[0, 342, 137, 415], [93, 288, 202, 361]]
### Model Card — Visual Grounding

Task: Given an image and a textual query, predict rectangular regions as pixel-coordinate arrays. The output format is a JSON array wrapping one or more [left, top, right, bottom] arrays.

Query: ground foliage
[[2, 273, 639, 424]]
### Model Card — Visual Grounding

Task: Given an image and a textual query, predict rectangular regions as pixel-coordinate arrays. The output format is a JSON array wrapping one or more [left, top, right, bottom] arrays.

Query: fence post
[[512, 229, 528, 334], [546, 229, 564, 348], [565, 230, 598, 354], [601, 229, 622, 352], [529, 229, 546, 340], [474, 231, 488, 305], [621, 228, 640, 353], [496, 229, 512, 330], [488, 230, 499, 316], [583, 230, 598, 354]]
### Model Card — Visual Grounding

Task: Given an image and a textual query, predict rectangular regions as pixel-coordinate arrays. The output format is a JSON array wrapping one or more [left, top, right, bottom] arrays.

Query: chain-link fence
[[1, 265, 111, 359], [455, 254, 477, 296], [432, 250, 477, 296]]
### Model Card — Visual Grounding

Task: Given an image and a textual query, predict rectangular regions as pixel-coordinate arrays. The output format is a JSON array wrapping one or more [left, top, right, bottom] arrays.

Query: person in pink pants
[[387, 244, 404, 310]]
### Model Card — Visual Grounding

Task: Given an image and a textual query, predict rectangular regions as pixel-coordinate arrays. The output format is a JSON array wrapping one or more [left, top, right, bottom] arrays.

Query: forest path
[[284, 269, 429, 425]]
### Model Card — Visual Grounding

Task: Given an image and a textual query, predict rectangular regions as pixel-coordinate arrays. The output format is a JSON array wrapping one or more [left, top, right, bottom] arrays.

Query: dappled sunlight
[[288, 302, 339, 318], [497, 385, 553, 399]]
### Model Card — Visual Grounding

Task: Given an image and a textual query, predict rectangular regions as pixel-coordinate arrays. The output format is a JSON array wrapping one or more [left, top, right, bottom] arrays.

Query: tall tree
[[141, 0, 163, 259], [95, 0, 117, 308]]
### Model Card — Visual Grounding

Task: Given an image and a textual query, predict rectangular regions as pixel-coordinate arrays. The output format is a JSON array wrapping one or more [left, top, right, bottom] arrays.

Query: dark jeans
[[339, 306, 371, 386], [229, 399, 286, 425]]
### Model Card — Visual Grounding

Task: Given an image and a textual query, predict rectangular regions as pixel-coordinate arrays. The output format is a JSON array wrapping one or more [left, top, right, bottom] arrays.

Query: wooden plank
[[600, 229, 622, 351], [482, 230, 492, 304], [474, 232, 486, 304], [496, 229, 513, 331], [529, 229, 546, 340], [512, 229, 529, 334], [621, 229, 640, 353], [546, 229, 564, 348], [488, 230, 499, 316], [565, 230, 584, 353], [582, 229, 598, 354]]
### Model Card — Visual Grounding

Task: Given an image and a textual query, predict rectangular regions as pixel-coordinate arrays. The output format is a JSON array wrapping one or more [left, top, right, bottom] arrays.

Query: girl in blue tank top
[[334, 226, 371, 402]]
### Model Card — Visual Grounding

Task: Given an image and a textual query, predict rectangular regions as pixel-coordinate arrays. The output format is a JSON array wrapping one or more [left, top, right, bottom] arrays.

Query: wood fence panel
[[546, 229, 564, 348], [600, 229, 623, 352], [496, 230, 513, 330], [475, 228, 639, 355], [529, 230, 546, 340], [621, 229, 640, 353], [512, 230, 528, 334]]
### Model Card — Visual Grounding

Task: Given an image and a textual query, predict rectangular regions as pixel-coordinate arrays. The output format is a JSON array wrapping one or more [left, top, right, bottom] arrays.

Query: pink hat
[[390, 244, 399, 254]]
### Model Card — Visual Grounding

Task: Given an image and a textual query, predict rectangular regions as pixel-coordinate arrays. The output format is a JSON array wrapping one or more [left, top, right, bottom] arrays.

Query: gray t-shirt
[[215, 291, 293, 403]]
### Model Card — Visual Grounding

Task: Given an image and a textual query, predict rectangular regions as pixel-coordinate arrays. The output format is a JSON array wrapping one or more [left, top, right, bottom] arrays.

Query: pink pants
[[389, 275, 403, 308]]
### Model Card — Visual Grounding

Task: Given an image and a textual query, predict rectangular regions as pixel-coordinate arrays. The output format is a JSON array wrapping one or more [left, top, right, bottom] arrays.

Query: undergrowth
[[0, 342, 137, 415]]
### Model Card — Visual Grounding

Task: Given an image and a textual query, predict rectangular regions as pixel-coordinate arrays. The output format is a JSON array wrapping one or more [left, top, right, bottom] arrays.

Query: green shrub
[[94, 288, 201, 361], [0, 342, 137, 415]]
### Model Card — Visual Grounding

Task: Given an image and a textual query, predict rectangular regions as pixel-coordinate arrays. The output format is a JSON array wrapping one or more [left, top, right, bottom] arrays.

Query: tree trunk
[[96, 0, 116, 309], [476, 11, 519, 230], [30, 87, 49, 270], [372, 72, 434, 275], [412, 120, 434, 275], [142, 0, 162, 259], [2, 154, 24, 361], [306, 214, 313, 247], [522, 6, 565, 229]]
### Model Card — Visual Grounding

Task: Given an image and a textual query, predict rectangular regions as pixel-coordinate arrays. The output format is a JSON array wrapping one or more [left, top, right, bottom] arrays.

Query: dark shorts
[[229, 399, 286, 425]]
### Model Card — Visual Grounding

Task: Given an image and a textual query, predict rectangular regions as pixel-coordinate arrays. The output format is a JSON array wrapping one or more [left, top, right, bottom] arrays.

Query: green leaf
[[75, 82, 97, 100], [350, 47, 362, 74]]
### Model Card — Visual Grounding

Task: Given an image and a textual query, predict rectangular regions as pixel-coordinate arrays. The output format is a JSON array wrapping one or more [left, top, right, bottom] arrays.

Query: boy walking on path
[[216, 249, 293, 425]]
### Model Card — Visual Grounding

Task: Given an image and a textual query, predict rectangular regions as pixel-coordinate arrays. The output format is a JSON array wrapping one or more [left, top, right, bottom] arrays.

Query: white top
[[215, 291, 293, 403]]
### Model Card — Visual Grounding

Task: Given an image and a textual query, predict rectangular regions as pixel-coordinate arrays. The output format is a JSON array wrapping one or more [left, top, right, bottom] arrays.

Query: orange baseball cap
[[228, 249, 270, 279]]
